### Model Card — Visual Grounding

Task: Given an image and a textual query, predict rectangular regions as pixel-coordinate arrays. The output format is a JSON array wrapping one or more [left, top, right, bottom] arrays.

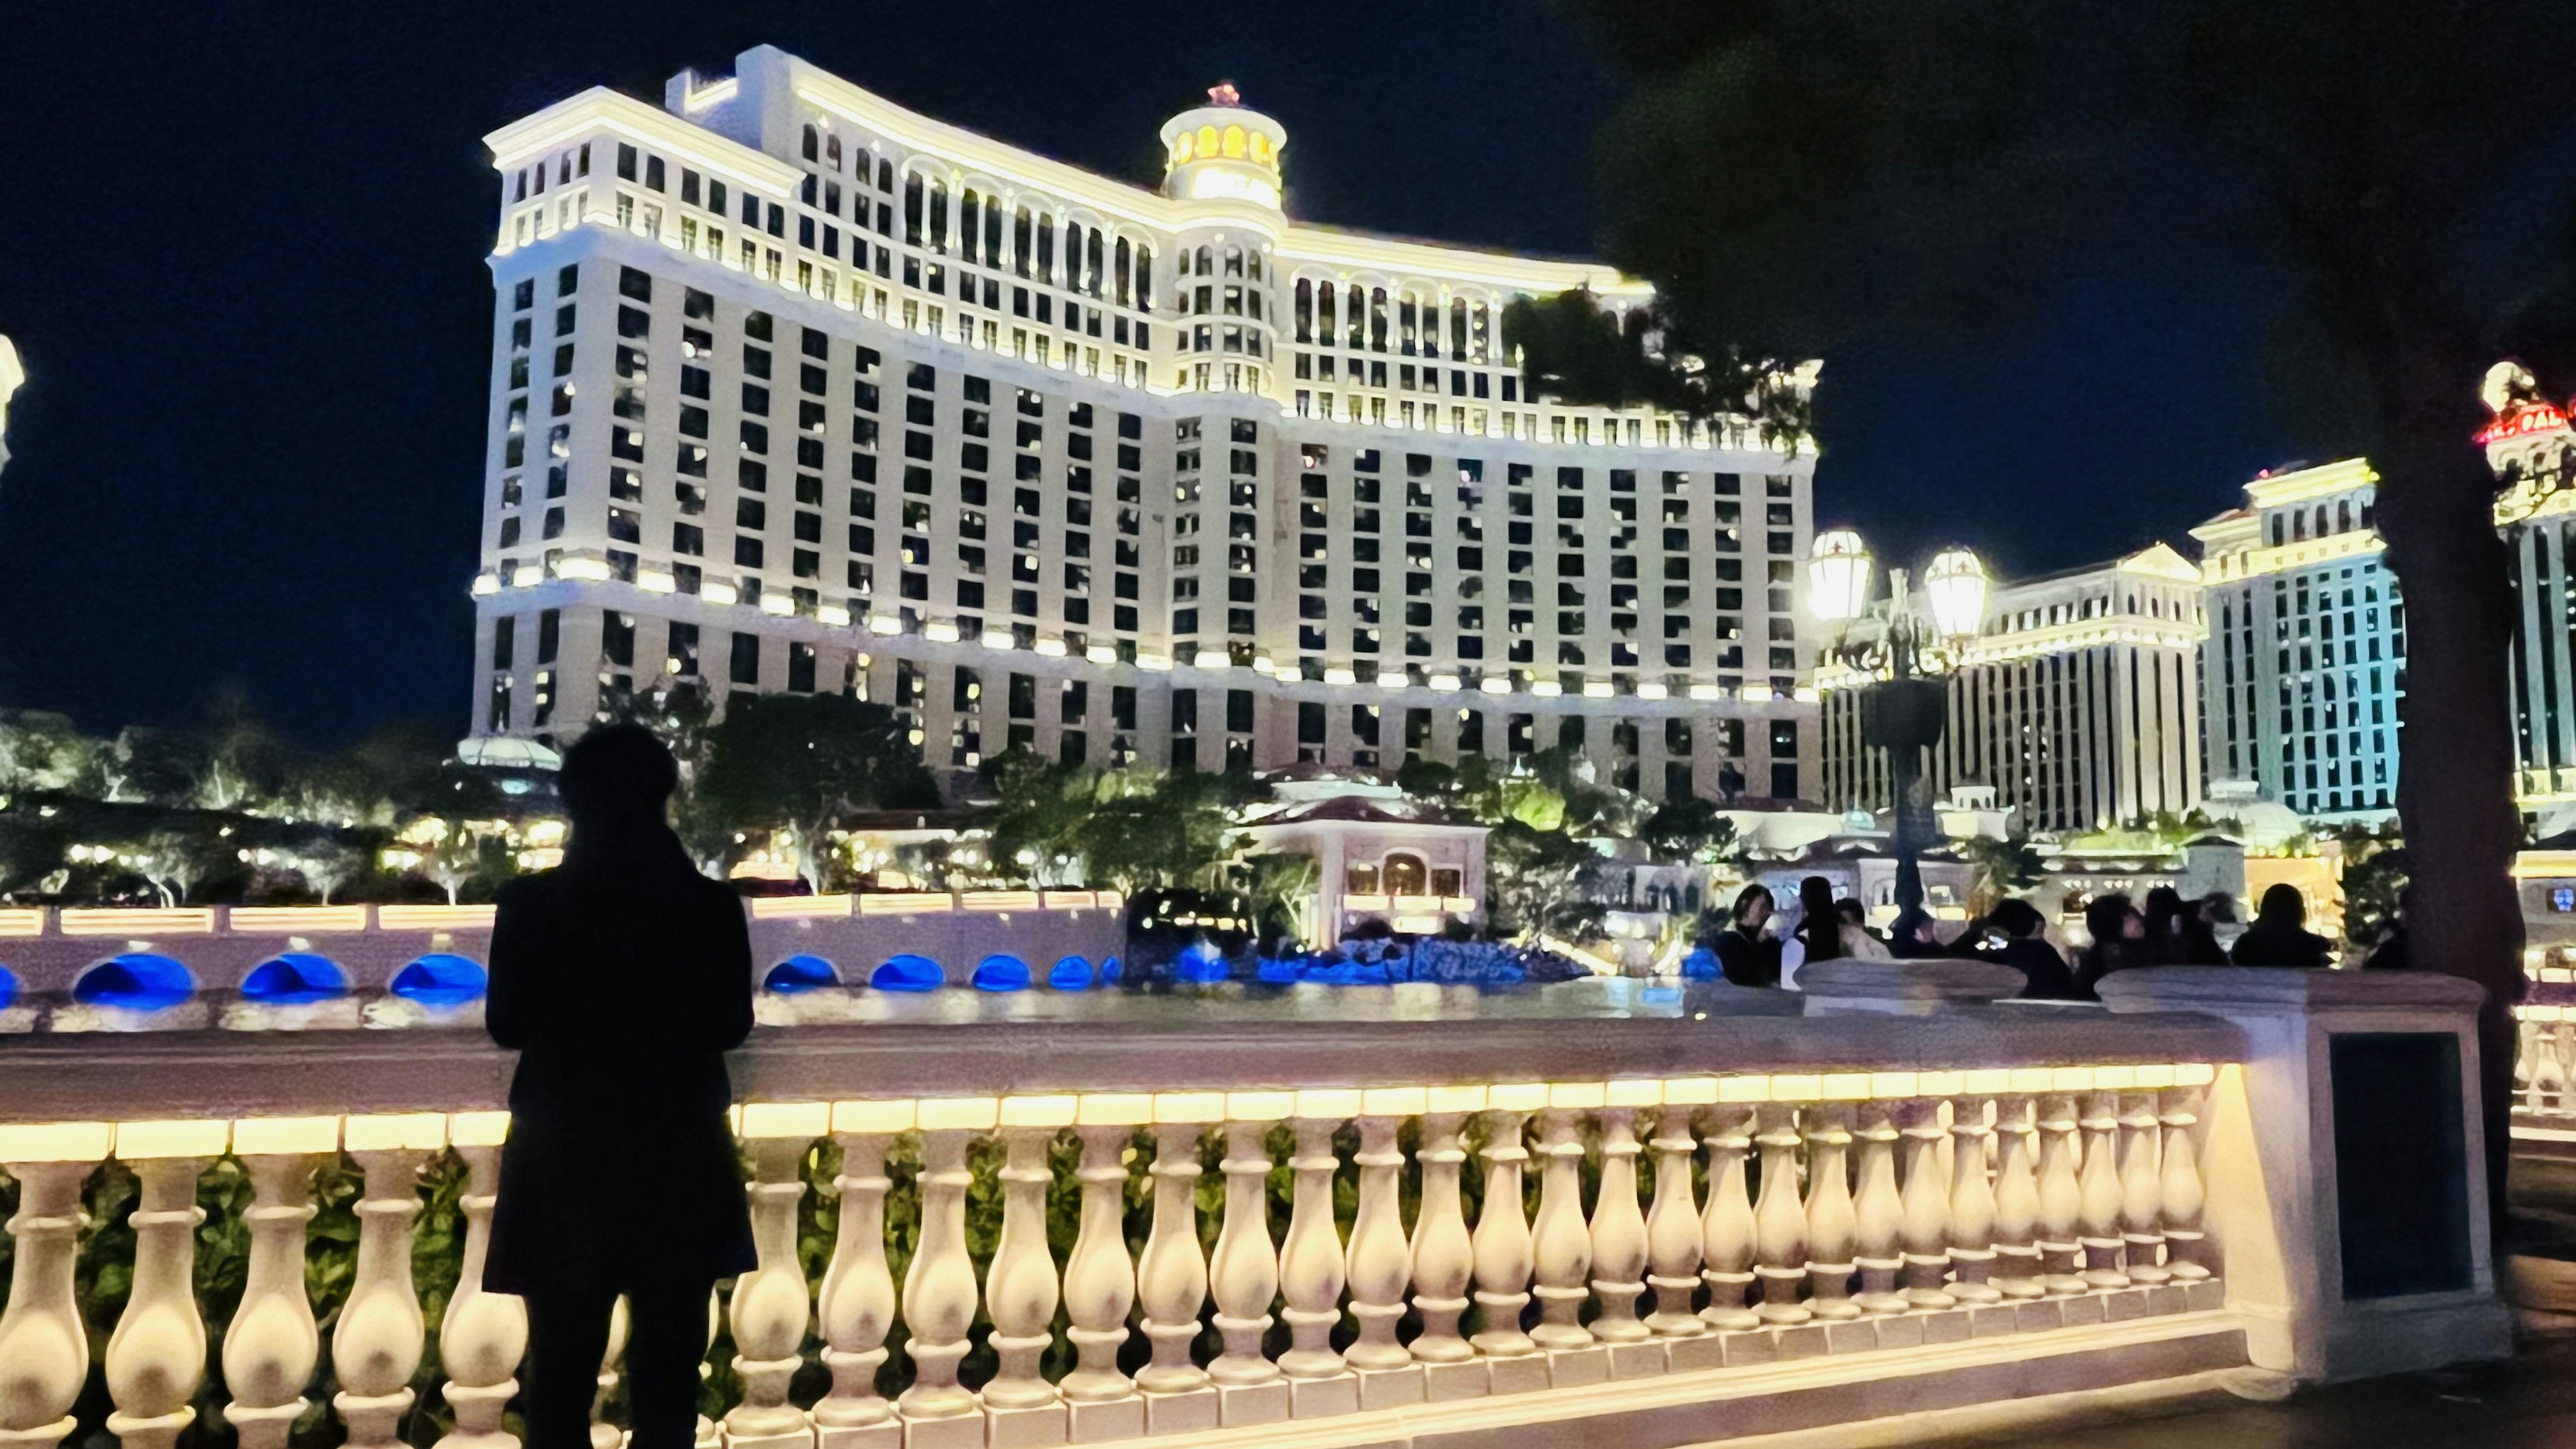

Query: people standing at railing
[[1954, 898, 2082, 1000], [1884, 906, 1943, 958], [2359, 886, 2417, 971], [486, 723, 757, 1449], [1781, 875, 1888, 989], [2074, 894, 2152, 998], [2140, 886, 2231, 965], [2230, 883, 2334, 967], [1707, 882, 1784, 986]]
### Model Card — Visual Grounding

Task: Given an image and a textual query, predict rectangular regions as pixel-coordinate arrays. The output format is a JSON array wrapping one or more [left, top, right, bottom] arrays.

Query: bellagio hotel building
[[467, 46, 1819, 801]]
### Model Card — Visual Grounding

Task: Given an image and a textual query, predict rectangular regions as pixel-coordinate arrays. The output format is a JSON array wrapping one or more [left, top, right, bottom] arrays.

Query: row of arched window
[[2267, 494, 2373, 547], [897, 174, 1155, 312], [1292, 280, 1495, 362]]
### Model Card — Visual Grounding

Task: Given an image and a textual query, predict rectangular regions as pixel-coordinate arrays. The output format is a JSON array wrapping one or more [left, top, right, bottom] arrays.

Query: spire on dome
[[1207, 82, 1241, 107]]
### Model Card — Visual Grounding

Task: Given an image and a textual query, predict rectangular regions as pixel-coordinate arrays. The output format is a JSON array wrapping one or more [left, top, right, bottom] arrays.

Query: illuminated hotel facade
[[464, 46, 1818, 799], [1818, 545, 2206, 834]]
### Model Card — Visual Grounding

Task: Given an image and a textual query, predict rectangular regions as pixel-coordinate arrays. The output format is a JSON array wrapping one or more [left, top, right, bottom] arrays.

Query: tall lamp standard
[[1807, 529, 1990, 912]]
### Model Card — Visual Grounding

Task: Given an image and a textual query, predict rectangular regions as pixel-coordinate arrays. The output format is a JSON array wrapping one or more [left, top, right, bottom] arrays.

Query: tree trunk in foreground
[[2375, 357, 2526, 1228]]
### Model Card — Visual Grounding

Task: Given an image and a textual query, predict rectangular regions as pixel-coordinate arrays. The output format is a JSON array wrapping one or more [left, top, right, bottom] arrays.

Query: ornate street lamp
[[1808, 531, 1990, 912]]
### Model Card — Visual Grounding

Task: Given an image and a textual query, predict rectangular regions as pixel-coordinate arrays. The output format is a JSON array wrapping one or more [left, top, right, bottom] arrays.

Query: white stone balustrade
[[0, 973, 2518, 1448]]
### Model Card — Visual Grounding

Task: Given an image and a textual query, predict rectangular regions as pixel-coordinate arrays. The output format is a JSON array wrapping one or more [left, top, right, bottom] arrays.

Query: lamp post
[[1808, 529, 1990, 913]]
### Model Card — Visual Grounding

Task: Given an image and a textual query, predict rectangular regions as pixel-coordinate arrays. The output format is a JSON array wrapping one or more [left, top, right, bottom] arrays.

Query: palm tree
[[1959, 833, 2045, 917]]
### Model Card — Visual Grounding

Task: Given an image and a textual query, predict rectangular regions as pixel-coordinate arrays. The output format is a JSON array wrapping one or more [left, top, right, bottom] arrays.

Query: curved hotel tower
[[466, 46, 1817, 799]]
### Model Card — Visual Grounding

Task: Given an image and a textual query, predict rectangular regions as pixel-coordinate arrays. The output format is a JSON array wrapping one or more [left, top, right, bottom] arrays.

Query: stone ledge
[[2098, 965, 2487, 1014], [1110, 1311, 2251, 1448]]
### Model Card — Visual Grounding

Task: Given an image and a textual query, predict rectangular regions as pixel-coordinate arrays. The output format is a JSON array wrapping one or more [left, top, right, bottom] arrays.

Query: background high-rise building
[[466, 46, 1819, 799], [2194, 459, 2402, 824], [1818, 545, 2205, 834]]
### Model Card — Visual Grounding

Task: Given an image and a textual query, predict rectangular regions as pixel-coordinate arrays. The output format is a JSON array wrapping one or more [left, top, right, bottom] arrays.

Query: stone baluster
[[1990, 1083, 2047, 1298], [1061, 1098, 1148, 1420], [1209, 1096, 1287, 1393], [1750, 1099, 1813, 1325], [2117, 1081, 2171, 1286], [1897, 1085, 1958, 1310], [1848, 1097, 1907, 1315], [897, 1098, 993, 1423], [1134, 1107, 1212, 1399], [2520, 1016, 2544, 1108], [1529, 1086, 1599, 1350], [2076, 1089, 2130, 1289], [727, 1106, 826, 1449], [1279, 1097, 1353, 1385], [814, 1108, 902, 1441], [2159, 1073, 2214, 1281], [1345, 1090, 1421, 1374], [1407, 1091, 1481, 1369], [1944, 1083, 2003, 1305], [1803, 1087, 1862, 1321], [0, 1124, 109, 1449], [1587, 1083, 1656, 1347], [695, 1290, 721, 1449], [984, 1097, 1073, 1436], [1644, 1094, 1709, 1338], [105, 1123, 224, 1449], [334, 1117, 443, 1449], [1468, 1087, 1543, 1360], [433, 1116, 525, 1449], [588, 1298, 628, 1449], [221, 1118, 337, 1449], [1699, 1096, 1762, 1332], [2559, 1020, 2576, 1114], [2033, 1089, 2089, 1295]]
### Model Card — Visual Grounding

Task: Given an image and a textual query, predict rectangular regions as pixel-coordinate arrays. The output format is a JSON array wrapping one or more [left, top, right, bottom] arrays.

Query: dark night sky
[[0, 2, 2295, 748]]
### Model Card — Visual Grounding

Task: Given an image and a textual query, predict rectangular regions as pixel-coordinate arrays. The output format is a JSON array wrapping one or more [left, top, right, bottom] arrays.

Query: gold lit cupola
[[1159, 83, 1287, 209]]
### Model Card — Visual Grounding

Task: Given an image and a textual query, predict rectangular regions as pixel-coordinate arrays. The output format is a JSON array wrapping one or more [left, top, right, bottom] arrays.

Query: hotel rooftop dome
[[1158, 84, 1288, 210]]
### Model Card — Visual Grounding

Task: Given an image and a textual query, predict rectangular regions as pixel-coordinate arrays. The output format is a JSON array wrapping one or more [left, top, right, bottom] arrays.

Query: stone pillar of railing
[[2118, 1085, 2173, 1287], [0, 1123, 108, 1449], [1990, 1083, 2047, 1299], [1643, 1089, 1711, 1352], [896, 1097, 991, 1443], [1469, 1084, 1548, 1395], [1346, 1089, 1424, 1411], [2076, 1090, 2131, 1291], [1802, 1089, 1862, 1323], [1849, 1097, 1907, 1316], [983, 1096, 1073, 1446], [1407, 1093, 1481, 1399], [728, 1104, 826, 1449], [814, 1106, 900, 1449], [1529, 1084, 1604, 1384], [2158, 1079, 2212, 1283], [1944, 1081, 2004, 1307], [1750, 1100, 1813, 1327], [1281, 1091, 1358, 1417], [334, 1116, 443, 1449], [1060, 1097, 1148, 1443], [589, 1297, 629, 1449], [2033, 1089, 2089, 1296], [1587, 1082, 1658, 1377], [1698, 1094, 1762, 1335], [1135, 1096, 1218, 1435], [1208, 1094, 1288, 1427], [2099, 967, 2514, 1382], [222, 1118, 337, 1449], [1896, 1087, 1959, 1311], [435, 1114, 525, 1449], [105, 1122, 221, 1449]]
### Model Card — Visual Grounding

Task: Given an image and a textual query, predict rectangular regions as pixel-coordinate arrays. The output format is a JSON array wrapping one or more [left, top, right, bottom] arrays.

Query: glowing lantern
[[1923, 547, 1990, 641], [1808, 529, 1874, 624]]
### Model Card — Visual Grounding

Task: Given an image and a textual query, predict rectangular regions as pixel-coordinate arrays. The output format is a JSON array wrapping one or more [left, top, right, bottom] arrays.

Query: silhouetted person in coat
[[2229, 883, 2335, 967], [486, 723, 756, 1449]]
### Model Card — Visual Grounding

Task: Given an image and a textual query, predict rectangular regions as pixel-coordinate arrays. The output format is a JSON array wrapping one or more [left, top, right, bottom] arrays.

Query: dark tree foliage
[[696, 693, 940, 888], [1520, 0, 2576, 1213]]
